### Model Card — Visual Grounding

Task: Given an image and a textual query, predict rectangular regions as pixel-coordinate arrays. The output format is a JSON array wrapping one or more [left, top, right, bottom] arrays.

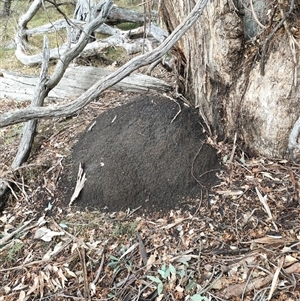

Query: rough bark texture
[[160, 0, 300, 158]]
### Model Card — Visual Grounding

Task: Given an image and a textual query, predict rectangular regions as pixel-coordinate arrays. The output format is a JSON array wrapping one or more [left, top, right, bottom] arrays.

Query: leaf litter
[[0, 91, 300, 300]]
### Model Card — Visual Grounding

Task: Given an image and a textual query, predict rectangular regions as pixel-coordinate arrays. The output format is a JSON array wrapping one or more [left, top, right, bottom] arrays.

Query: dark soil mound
[[59, 94, 221, 212]]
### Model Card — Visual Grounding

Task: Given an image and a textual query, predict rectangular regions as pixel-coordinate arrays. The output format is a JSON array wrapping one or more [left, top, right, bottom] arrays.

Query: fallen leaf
[[34, 226, 64, 242], [18, 291, 26, 301]]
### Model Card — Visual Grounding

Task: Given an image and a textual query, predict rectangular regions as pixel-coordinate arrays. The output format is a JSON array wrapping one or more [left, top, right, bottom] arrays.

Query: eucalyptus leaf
[[147, 275, 162, 284], [168, 263, 176, 274], [190, 294, 209, 301], [157, 282, 164, 295]]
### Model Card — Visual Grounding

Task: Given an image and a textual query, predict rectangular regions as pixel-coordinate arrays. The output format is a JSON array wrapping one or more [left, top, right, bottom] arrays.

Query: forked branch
[[0, 0, 209, 128]]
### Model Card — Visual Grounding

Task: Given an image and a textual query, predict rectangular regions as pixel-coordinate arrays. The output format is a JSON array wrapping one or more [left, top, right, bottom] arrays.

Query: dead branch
[[0, 0, 209, 127], [12, 36, 50, 169], [15, 0, 43, 52], [0, 66, 171, 102], [17, 21, 168, 65], [15, 0, 164, 66], [0, 0, 113, 203]]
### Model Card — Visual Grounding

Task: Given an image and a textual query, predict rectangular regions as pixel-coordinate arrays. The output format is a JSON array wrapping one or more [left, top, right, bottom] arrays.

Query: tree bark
[[160, 0, 300, 158]]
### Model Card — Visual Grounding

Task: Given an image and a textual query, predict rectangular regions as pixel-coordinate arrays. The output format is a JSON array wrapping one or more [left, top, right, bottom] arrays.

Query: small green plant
[[108, 255, 122, 273], [147, 263, 177, 295], [146, 262, 211, 300], [108, 254, 133, 274], [186, 279, 197, 292], [7, 240, 24, 263], [147, 275, 164, 295], [190, 294, 210, 301], [158, 262, 176, 279], [113, 220, 137, 237]]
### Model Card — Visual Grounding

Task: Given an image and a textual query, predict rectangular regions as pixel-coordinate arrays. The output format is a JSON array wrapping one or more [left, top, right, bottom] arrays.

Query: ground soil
[[59, 94, 221, 212], [1, 91, 300, 300]]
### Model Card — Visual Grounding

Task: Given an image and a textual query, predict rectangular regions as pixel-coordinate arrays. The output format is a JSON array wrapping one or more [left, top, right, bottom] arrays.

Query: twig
[[191, 142, 205, 187], [199, 271, 223, 295], [267, 257, 284, 300], [92, 250, 105, 285], [78, 247, 90, 300], [249, 0, 267, 29], [170, 98, 181, 124], [255, 187, 278, 231], [119, 243, 139, 260], [228, 132, 237, 164], [57, 293, 110, 300], [192, 190, 203, 216], [146, 58, 162, 75], [126, 205, 142, 217], [163, 94, 182, 123], [136, 231, 148, 266], [191, 144, 220, 188], [242, 268, 254, 300], [0, 0, 210, 127], [135, 281, 156, 301], [0, 218, 35, 246]]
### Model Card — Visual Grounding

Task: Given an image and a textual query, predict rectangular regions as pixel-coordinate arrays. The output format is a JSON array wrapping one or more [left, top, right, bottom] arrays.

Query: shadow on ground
[[59, 94, 221, 212]]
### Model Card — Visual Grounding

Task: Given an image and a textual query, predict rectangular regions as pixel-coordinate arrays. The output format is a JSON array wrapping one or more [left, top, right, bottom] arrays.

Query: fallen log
[[0, 66, 172, 102], [15, 0, 165, 66]]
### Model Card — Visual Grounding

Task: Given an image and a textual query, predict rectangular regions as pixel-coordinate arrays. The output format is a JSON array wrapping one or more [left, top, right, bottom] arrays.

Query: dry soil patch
[[59, 94, 221, 212]]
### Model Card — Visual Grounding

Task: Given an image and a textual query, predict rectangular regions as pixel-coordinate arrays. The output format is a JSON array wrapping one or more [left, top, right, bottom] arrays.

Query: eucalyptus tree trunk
[[160, 0, 300, 158]]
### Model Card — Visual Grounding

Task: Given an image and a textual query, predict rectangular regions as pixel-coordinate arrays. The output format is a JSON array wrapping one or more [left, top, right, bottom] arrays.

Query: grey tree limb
[[16, 6, 167, 66], [0, 0, 113, 203], [15, 0, 113, 66], [0, 66, 171, 102], [0, 0, 209, 128], [12, 35, 50, 168], [24, 6, 150, 37], [15, 0, 43, 54]]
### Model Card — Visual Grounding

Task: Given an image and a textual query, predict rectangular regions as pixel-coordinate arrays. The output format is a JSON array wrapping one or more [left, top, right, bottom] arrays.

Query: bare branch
[[15, 0, 113, 66], [0, 66, 171, 102], [12, 36, 50, 168], [0, 0, 209, 128]]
